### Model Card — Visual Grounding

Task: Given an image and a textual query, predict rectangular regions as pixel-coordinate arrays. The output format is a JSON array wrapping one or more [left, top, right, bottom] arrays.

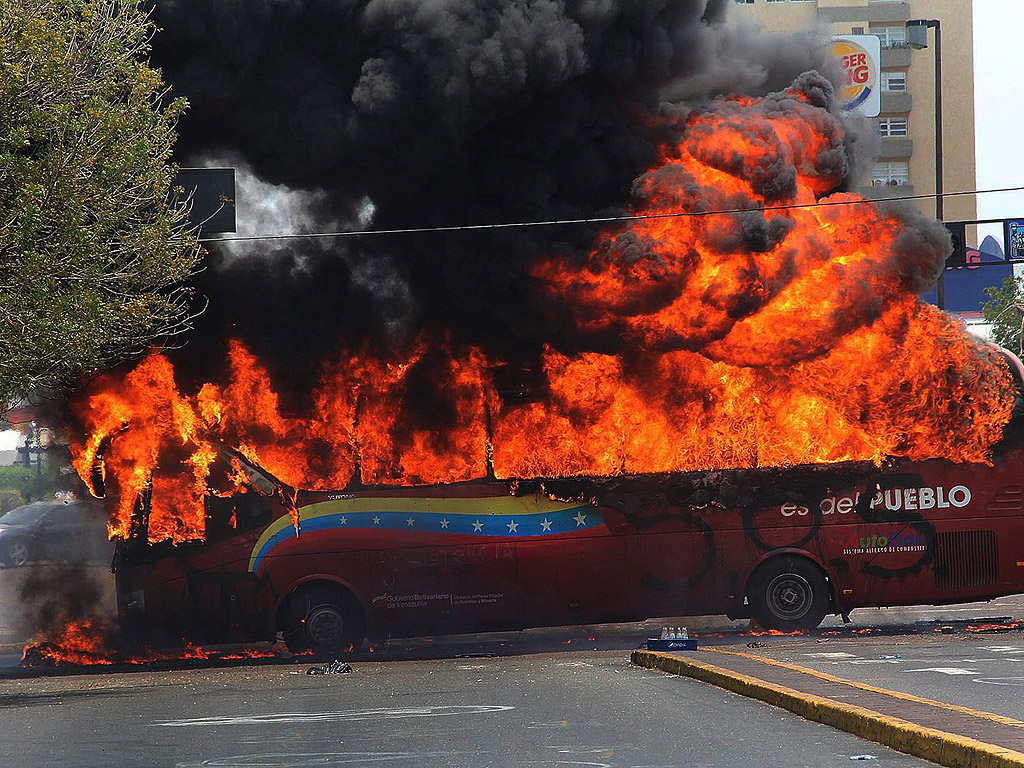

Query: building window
[[881, 71, 907, 92], [852, 27, 865, 34], [734, 0, 754, 4], [877, 118, 908, 137], [766, 0, 784, 3], [871, 24, 908, 49], [872, 162, 910, 186]]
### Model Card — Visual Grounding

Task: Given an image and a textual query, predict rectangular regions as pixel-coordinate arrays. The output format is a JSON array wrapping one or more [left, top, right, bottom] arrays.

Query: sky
[[974, 0, 1024, 225]]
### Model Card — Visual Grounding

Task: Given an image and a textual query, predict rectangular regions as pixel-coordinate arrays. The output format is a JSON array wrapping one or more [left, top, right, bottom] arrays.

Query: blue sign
[[921, 235, 1012, 313]]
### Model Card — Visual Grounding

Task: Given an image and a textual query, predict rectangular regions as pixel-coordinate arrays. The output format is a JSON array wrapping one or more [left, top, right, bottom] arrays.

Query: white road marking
[[984, 646, 1024, 653], [905, 667, 979, 676], [973, 677, 1024, 687], [804, 652, 857, 659], [176, 750, 477, 766], [546, 753, 614, 768], [153, 704, 514, 727]]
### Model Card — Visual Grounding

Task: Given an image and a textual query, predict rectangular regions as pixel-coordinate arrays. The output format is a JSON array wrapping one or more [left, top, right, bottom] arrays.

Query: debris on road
[[306, 660, 353, 676]]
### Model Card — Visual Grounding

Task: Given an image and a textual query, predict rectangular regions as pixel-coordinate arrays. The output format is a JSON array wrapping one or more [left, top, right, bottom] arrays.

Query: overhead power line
[[197, 184, 1024, 244]]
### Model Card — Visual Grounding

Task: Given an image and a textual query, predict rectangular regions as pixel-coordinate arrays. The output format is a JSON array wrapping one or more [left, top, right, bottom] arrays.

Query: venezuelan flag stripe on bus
[[248, 495, 599, 573]]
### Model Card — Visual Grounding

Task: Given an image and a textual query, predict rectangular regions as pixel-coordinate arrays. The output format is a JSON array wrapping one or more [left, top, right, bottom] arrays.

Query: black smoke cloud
[[150, 0, 827, 400]]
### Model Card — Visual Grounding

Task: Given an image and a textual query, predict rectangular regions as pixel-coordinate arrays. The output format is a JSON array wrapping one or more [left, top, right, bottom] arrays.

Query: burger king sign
[[829, 35, 880, 118]]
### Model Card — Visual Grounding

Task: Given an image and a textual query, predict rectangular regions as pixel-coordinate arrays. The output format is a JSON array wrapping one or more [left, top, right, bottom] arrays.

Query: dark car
[[0, 500, 112, 567]]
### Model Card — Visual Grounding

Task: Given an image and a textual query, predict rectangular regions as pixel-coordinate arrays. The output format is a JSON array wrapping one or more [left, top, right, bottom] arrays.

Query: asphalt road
[[0, 646, 934, 768], [747, 630, 1024, 721], [2, 566, 1023, 766]]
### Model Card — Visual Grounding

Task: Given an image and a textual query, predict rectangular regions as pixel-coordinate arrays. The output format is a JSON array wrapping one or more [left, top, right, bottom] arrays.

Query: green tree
[[982, 275, 1024, 356], [0, 0, 200, 410]]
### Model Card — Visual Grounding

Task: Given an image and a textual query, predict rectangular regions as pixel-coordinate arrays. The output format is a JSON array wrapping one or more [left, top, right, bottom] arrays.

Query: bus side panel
[[367, 540, 519, 636], [847, 513, 1024, 609], [517, 532, 628, 626], [626, 508, 743, 620], [443, 541, 520, 633]]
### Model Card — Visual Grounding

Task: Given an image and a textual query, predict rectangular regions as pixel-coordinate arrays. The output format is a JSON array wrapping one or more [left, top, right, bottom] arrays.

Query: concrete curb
[[632, 650, 1024, 768]]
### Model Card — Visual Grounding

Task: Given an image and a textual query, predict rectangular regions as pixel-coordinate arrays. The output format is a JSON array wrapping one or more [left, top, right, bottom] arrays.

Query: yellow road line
[[632, 650, 1024, 768], [709, 647, 1024, 730]]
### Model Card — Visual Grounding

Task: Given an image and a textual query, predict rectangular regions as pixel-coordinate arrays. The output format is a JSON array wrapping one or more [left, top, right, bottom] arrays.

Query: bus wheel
[[748, 557, 830, 632], [281, 584, 365, 657]]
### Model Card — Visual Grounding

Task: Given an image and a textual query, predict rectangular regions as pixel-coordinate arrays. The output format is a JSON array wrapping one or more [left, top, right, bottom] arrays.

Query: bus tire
[[748, 557, 830, 632], [281, 584, 365, 658]]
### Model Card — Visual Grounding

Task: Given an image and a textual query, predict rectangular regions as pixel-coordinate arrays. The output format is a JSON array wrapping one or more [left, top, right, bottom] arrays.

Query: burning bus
[[97, 342, 1024, 656], [60, 77, 1024, 656]]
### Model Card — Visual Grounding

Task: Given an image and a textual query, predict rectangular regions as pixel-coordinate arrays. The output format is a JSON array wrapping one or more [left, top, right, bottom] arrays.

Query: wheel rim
[[766, 572, 813, 622], [8, 543, 27, 567], [306, 605, 346, 648]]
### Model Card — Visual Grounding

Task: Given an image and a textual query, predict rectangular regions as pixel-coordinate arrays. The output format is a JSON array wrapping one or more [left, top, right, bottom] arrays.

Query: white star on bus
[[406, 517, 415, 527], [507, 520, 518, 533], [372, 516, 381, 525], [540, 518, 552, 532], [440, 518, 449, 529], [472, 520, 483, 532], [574, 512, 587, 527], [339, 517, 347, 526]]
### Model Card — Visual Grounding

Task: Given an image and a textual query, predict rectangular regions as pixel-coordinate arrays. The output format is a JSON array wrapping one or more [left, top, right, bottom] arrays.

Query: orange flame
[[69, 85, 1016, 545], [965, 622, 1022, 633], [19, 619, 281, 667]]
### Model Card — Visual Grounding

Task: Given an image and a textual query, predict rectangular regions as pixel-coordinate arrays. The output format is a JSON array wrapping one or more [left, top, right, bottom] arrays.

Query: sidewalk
[[633, 647, 1024, 768]]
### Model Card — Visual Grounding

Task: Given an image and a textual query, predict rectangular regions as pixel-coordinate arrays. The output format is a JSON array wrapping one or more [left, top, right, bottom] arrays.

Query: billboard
[[829, 36, 881, 118], [921, 236, 1013, 314], [1004, 219, 1024, 261]]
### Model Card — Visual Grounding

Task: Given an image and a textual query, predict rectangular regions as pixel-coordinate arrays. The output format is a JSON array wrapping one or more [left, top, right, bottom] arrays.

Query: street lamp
[[907, 18, 944, 306]]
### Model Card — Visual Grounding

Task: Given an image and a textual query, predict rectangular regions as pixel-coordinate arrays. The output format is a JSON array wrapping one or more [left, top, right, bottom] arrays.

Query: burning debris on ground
[[15, 564, 122, 666]]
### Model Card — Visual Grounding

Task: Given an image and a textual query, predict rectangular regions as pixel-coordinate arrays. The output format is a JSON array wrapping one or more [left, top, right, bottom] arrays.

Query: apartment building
[[731, 0, 977, 225]]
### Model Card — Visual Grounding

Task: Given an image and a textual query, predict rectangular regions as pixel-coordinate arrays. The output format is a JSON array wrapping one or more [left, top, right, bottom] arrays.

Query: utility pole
[[907, 19, 944, 307]]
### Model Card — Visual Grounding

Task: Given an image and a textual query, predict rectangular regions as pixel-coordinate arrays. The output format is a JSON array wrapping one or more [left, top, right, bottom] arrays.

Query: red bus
[[113, 351, 1024, 656]]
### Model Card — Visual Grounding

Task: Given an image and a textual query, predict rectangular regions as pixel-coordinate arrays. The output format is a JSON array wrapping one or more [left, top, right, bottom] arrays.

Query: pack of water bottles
[[646, 626, 697, 651]]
